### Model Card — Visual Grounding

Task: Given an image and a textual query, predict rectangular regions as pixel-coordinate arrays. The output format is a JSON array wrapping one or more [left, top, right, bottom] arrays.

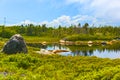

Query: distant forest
[[0, 23, 120, 41]]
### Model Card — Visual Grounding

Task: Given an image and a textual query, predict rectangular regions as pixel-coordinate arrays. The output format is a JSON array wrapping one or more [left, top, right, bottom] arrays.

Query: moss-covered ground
[[0, 53, 120, 80]]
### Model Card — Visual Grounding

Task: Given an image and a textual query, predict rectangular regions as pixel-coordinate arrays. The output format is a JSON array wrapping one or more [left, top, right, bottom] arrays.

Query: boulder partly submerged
[[1, 34, 28, 54]]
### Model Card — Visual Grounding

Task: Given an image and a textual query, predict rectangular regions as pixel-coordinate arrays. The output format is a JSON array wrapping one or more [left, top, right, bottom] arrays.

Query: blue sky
[[0, 0, 120, 26]]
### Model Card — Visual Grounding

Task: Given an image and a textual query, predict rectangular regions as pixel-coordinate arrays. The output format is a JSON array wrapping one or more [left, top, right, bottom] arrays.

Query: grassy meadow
[[0, 40, 120, 80], [0, 53, 120, 80], [0, 25, 120, 79]]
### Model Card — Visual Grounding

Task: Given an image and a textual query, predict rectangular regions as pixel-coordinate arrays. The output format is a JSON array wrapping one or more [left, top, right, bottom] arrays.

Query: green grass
[[0, 36, 60, 44], [65, 34, 114, 41], [24, 36, 60, 43], [0, 37, 120, 79], [0, 53, 120, 80]]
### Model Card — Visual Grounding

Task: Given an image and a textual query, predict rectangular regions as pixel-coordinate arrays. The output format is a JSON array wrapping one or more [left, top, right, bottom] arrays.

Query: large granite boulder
[[1, 34, 28, 54]]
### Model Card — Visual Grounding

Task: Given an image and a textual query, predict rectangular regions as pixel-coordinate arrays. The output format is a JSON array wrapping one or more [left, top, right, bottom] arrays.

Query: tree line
[[0, 23, 120, 40]]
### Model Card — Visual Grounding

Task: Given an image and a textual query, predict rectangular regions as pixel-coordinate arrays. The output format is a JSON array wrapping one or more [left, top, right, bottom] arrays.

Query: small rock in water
[[1, 34, 28, 54], [36, 49, 53, 54]]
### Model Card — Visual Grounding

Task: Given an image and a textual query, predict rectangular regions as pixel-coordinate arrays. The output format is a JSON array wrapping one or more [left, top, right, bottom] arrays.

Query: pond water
[[27, 43, 120, 59]]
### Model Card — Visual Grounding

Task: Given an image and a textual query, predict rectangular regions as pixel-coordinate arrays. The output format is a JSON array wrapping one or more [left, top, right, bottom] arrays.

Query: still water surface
[[28, 43, 120, 59]]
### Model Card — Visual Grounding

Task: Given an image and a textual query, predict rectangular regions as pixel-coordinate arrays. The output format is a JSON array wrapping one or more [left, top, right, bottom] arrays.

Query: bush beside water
[[0, 53, 120, 79]]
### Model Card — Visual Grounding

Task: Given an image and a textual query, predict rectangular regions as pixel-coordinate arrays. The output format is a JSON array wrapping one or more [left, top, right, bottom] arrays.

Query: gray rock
[[1, 34, 28, 54]]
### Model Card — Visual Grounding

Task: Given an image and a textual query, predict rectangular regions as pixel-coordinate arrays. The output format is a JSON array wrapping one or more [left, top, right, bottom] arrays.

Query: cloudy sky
[[0, 0, 120, 26]]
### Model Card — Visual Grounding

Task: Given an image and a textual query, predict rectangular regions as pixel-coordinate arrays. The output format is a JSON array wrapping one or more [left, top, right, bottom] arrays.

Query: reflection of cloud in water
[[46, 45, 71, 51], [93, 50, 120, 59], [30, 43, 120, 59], [58, 52, 72, 56], [46, 44, 120, 58]]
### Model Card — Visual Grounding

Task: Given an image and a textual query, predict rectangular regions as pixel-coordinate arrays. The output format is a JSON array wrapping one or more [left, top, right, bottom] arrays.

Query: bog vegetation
[[0, 23, 120, 79], [0, 53, 120, 79]]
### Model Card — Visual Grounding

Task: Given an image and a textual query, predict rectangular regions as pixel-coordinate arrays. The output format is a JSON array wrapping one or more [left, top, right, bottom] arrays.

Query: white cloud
[[90, 0, 120, 21], [6, 15, 108, 27], [20, 20, 36, 25], [38, 15, 71, 27], [65, 0, 120, 25], [38, 15, 107, 27], [6, 20, 37, 26], [4, 0, 120, 26]]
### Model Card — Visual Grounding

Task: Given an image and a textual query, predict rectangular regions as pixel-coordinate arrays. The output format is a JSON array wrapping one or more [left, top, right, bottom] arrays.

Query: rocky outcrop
[[36, 49, 69, 55], [1, 34, 28, 54]]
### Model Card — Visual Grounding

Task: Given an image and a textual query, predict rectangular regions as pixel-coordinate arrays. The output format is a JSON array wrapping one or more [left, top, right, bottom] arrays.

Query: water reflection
[[27, 43, 120, 59]]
